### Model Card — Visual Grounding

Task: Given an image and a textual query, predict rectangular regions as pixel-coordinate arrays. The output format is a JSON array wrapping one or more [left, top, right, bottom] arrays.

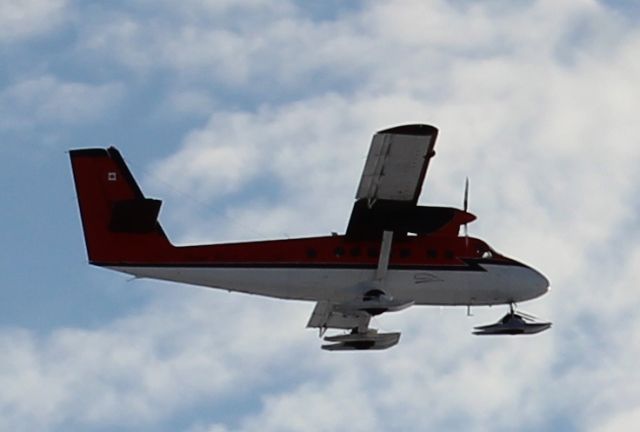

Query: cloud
[[0, 288, 312, 431], [0, 0, 68, 43], [596, 409, 640, 432], [235, 379, 381, 432], [74, 0, 621, 100], [78, 1, 298, 84], [160, 89, 217, 118], [0, 75, 124, 131]]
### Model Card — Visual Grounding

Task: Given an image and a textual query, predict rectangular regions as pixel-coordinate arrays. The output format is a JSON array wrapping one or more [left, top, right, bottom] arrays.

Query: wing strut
[[375, 230, 393, 281], [306, 229, 412, 350]]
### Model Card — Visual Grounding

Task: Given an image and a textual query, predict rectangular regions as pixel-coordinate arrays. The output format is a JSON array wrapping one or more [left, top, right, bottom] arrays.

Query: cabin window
[[482, 251, 493, 259], [427, 249, 437, 259], [334, 246, 345, 257], [400, 248, 411, 258], [350, 247, 361, 257], [367, 247, 378, 258], [307, 248, 317, 258], [445, 250, 455, 259]]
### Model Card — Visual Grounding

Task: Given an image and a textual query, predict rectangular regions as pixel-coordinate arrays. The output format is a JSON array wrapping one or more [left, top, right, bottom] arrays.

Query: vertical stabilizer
[[69, 148, 174, 265]]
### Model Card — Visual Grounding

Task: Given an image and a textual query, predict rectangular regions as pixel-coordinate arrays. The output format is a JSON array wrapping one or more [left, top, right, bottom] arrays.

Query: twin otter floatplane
[[70, 124, 551, 351]]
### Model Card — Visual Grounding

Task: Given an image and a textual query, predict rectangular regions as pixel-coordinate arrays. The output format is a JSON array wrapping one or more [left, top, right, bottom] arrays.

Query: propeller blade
[[463, 177, 469, 240], [463, 177, 469, 212]]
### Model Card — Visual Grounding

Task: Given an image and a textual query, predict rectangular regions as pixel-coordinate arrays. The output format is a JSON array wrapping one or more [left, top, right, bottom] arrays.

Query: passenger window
[[427, 249, 437, 259], [445, 250, 455, 259], [400, 248, 411, 258], [350, 247, 361, 257], [367, 247, 378, 258], [334, 246, 345, 257], [307, 249, 317, 258]]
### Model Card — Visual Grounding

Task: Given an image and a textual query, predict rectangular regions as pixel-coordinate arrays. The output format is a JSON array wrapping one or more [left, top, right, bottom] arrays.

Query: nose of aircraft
[[527, 265, 550, 299]]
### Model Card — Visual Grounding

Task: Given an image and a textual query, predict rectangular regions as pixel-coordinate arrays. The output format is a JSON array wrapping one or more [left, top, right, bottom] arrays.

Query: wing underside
[[346, 124, 441, 240], [355, 124, 438, 206]]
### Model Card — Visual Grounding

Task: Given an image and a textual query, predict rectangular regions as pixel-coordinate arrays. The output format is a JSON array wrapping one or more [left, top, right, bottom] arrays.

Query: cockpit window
[[475, 240, 496, 259]]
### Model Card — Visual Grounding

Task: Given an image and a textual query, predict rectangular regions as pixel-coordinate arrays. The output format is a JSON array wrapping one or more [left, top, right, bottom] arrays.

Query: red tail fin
[[70, 147, 174, 265]]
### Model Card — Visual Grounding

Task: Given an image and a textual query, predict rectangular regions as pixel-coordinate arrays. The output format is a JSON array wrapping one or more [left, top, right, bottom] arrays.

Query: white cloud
[[79, 1, 297, 83], [161, 89, 217, 117], [0, 288, 312, 431], [0, 75, 124, 130], [75, 0, 621, 97], [0, 0, 68, 42], [595, 409, 640, 432], [237, 380, 381, 432]]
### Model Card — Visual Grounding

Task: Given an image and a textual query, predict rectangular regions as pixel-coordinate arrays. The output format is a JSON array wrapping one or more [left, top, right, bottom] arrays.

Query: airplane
[[69, 123, 551, 351]]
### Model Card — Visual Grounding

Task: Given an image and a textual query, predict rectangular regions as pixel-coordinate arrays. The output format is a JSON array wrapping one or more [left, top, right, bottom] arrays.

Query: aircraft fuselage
[[105, 234, 549, 306]]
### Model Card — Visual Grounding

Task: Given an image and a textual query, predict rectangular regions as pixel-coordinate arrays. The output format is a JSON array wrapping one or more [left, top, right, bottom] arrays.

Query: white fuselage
[[111, 262, 549, 306]]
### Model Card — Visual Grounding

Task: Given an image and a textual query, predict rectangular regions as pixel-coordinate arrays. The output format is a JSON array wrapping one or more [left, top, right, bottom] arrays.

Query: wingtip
[[377, 124, 438, 136]]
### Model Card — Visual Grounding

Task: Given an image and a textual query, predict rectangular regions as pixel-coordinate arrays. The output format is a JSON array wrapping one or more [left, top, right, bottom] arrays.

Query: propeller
[[463, 177, 470, 242], [463, 177, 469, 212]]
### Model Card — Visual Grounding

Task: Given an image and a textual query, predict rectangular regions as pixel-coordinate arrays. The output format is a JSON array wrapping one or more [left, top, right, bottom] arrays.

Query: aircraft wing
[[354, 124, 438, 205], [346, 124, 439, 239], [306, 301, 371, 331]]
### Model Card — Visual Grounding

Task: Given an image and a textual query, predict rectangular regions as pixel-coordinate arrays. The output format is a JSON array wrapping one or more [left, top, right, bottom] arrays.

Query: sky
[[2, 0, 640, 430]]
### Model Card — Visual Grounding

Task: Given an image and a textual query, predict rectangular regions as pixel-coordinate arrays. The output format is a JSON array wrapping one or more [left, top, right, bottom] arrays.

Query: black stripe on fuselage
[[94, 258, 528, 271]]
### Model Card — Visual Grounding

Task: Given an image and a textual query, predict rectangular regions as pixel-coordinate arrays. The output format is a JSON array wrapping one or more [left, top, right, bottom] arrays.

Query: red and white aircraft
[[70, 124, 550, 350]]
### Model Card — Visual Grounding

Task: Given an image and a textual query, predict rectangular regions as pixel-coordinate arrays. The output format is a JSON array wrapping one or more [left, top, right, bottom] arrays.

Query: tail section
[[70, 147, 174, 265]]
